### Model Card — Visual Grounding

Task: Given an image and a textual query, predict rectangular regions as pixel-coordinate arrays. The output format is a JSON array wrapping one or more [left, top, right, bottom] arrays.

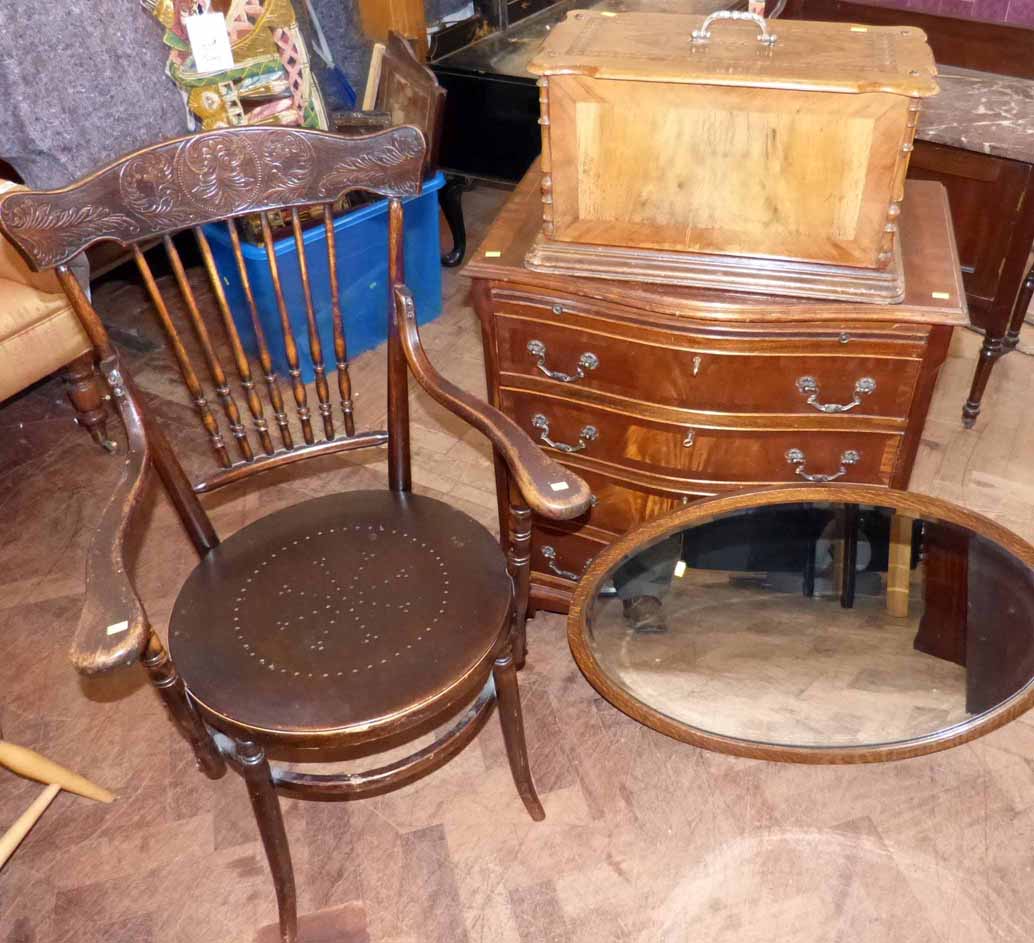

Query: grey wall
[[0, 1, 185, 188], [308, 0, 471, 93], [307, 0, 370, 94]]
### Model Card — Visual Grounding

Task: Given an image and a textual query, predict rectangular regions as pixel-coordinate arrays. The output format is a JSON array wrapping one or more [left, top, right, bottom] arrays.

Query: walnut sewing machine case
[[525, 10, 939, 304]]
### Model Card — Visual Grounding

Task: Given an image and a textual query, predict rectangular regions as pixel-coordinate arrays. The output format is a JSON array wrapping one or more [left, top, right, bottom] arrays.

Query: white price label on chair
[[185, 12, 235, 74]]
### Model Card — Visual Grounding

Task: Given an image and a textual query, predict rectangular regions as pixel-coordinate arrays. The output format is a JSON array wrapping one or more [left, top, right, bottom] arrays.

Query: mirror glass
[[585, 501, 1034, 748]]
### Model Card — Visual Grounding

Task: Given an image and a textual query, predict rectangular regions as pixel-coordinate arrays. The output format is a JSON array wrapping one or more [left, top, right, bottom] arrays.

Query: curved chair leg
[[493, 649, 545, 822], [62, 352, 116, 452], [238, 740, 298, 943]]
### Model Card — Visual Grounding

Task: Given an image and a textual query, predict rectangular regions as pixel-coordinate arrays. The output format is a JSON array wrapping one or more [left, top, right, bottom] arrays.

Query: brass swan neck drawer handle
[[541, 545, 587, 581], [527, 339, 599, 383], [691, 11, 777, 46], [796, 376, 876, 413], [785, 448, 861, 483], [531, 414, 598, 454]]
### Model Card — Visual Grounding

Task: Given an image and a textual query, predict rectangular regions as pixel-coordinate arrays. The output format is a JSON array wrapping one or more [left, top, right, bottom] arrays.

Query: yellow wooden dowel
[[0, 783, 61, 870], [0, 741, 114, 803], [887, 512, 915, 618], [363, 42, 385, 111]]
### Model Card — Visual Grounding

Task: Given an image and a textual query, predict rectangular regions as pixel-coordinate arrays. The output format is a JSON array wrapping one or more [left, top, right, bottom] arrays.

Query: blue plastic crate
[[204, 172, 444, 384]]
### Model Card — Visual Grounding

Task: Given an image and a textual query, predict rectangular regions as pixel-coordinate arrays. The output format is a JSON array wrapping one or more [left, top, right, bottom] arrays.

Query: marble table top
[[919, 67, 1034, 165]]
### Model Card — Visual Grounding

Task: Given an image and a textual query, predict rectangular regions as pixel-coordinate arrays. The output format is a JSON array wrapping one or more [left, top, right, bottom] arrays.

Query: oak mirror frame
[[568, 484, 1034, 764]]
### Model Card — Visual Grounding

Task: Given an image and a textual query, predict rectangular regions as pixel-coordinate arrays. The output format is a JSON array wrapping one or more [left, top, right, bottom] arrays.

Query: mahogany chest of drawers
[[464, 167, 967, 613]]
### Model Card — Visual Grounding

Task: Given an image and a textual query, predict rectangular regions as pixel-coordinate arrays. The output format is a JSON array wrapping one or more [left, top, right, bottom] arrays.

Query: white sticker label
[[106, 620, 130, 636], [185, 12, 235, 74], [931, 291, 951, 300], [550, 481, 570, 492], [673, 560, 687, 578], [484, 250, 502, 258]]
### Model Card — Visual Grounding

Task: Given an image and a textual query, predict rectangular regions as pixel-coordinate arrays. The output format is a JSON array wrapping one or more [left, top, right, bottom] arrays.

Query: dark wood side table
[[782, 0, 1034, 427], [465, 168, 967, 613], [911, 71, 1034, 427]]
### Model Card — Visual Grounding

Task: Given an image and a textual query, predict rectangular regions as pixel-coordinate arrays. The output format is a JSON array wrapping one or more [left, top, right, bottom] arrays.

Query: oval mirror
[[568, 486, 1034, 762]]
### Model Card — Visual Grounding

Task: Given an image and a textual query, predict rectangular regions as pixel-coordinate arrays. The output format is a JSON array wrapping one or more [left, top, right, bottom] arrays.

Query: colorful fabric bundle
[[144, 0, 328, 131]]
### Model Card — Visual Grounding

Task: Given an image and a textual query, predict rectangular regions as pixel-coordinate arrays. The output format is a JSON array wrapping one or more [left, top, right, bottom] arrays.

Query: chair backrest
[[0, 125, 426, 543], [374, 32, 446, 173]]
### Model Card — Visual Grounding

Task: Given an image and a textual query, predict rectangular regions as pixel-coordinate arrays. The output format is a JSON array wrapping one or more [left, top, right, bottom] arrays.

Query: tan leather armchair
[[0, 181, 111, 449]]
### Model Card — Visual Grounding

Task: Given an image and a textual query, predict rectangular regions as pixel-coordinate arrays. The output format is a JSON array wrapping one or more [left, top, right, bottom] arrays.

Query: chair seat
[[170, 491, 512, 739]]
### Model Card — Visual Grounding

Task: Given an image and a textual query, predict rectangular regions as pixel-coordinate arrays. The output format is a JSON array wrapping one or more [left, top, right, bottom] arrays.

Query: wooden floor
[[3, 186, 1034, 942]]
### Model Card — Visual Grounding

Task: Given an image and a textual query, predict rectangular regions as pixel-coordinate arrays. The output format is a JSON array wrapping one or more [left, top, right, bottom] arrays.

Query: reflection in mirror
[[588, 502, 1034, 749]]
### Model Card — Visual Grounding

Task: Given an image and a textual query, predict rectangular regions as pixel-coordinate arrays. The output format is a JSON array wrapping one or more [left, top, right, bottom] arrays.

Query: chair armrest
[[394, 285, 593, 520], [71, 360, 152, 675]]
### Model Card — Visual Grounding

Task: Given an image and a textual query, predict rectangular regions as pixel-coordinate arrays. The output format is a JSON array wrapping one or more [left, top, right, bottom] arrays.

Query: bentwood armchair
[[0, 126, 591, 942]]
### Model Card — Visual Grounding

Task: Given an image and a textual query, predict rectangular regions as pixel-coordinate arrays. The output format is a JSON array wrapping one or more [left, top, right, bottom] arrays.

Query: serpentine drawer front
[[502, 390, 899, 487], [464, 169, 967, 613], [494, 314, 924, 419]]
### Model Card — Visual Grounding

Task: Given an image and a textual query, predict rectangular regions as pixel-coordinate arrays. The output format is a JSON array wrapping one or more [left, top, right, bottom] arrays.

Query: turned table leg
[[963, 264, 1034, 429], [62, 352, 115, 451], [1004, 265, 1034, 354], [840, 503, 859, 610]]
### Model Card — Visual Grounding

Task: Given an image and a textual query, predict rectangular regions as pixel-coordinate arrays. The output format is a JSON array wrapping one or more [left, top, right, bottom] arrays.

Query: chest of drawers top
[[464, 164, 967, 331]]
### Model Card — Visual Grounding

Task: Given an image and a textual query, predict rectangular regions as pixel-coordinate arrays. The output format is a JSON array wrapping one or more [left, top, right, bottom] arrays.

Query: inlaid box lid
[[528, 11, 938, 98]]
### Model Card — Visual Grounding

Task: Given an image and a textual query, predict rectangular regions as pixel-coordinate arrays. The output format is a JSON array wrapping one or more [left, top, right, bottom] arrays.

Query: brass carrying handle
[[785, 448, 860, 483], [527, 339, 599, 384], [796, 376, 876, 413], [691, 11, 777, 45], [531, 414, 598, 454]]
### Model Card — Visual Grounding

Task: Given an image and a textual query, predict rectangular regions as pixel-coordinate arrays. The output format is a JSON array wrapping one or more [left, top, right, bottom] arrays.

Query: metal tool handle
[[542, 546, 584, 581], [691, 11, 777, 45], [795, 376, 876, 413], [531, 414, 598, 454], [785, 448, 860, 483], [527, 339, 599, 383]]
